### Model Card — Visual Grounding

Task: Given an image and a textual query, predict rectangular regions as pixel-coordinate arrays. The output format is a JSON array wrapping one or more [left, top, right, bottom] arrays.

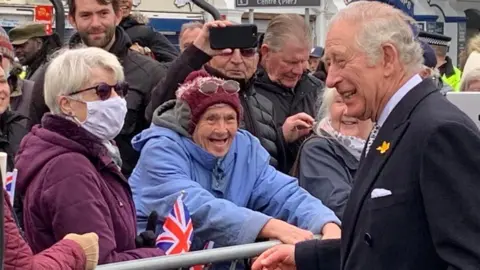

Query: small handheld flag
[[156, 193, 193, 255], [5, 169, 17, 207]]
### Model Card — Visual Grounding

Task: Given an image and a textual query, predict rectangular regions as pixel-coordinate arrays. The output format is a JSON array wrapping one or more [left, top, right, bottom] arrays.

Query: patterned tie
[[365, 124, 380, 156]]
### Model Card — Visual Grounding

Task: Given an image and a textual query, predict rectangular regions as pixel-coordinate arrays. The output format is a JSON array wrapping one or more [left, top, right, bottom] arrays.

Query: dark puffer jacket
[[120, 13, 178, 63], [145, 45, 286, 172], [254, 68, 324, 172], [28, 27, 167, 177]]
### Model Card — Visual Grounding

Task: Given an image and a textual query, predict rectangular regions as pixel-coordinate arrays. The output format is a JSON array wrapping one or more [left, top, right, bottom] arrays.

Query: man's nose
[[292, 62, 304, 75], [325, 66, 341, 88], [90, 14, 102, 27], [230, 50, 243, 64]]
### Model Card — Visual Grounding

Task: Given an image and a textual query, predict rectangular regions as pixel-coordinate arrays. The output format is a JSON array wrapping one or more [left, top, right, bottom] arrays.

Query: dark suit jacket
[[341, 79, 480, 269], [295, 79, 480, 270]]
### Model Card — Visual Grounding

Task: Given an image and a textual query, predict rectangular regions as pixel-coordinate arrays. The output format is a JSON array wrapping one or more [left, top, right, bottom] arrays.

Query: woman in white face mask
[[14, 47, 166, 265]]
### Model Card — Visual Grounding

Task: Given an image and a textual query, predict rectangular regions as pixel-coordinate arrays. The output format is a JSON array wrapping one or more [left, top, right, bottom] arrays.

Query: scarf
[[316, 118, 366, 161], [103, 141, 123, 169]]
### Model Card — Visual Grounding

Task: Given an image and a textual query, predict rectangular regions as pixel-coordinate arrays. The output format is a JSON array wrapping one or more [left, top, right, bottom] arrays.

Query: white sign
[[174, 0, 193, 11]]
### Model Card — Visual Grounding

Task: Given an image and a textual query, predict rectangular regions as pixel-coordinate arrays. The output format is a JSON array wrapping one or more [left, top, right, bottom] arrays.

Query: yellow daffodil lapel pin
[[376, 141, 390, 154]]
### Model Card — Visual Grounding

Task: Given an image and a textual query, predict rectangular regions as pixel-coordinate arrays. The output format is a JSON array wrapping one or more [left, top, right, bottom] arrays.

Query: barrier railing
[[96, 239, 282, 270]]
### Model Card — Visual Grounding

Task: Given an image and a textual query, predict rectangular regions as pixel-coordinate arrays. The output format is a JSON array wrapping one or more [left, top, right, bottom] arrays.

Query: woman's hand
[[259, 219, 314, 244]]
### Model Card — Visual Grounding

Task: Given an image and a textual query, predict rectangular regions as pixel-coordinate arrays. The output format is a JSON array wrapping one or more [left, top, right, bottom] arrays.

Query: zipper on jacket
[[242, 93, 258, 137]]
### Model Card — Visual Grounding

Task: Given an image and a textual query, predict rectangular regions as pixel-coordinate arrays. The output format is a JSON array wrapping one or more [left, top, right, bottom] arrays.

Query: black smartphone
[[209, 24, 258, 50]]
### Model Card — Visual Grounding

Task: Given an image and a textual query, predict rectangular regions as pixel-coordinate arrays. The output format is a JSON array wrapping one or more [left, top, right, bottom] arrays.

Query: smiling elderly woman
[[291, 87, 373, 220], [14, 47, 164, 264], [130, 70, 341, 255]]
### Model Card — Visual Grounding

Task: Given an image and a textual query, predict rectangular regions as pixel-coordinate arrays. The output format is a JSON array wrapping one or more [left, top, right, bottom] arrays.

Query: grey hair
[[44, 46, 125, 114], [180, 21, 203, 38], [460, 68, 480, 92], [316, 87, 337, 121], [263, 14, 312, 52], [329, 1, 423, 73]]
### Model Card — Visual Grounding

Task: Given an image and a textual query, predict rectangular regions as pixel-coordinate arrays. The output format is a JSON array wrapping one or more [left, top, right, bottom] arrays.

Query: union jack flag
[[5, 169, 17, 207], [156, 194, 193, 255]]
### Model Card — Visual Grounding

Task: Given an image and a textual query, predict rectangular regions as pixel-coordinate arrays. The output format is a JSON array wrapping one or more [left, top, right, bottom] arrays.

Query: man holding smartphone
[[146, 21, 311, 173]]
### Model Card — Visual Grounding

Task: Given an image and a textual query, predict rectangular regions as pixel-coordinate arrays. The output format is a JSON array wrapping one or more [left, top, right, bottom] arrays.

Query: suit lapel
[[341, 79, 439, 266]]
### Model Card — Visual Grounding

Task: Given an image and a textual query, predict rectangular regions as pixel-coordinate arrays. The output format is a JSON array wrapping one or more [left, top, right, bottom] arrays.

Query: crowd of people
[[0, 0, 480, 269]]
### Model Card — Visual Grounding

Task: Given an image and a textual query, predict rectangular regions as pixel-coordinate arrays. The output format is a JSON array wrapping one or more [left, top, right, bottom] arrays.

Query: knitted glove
[[135, 211, 158, 248], [63, 232, 99, 270]]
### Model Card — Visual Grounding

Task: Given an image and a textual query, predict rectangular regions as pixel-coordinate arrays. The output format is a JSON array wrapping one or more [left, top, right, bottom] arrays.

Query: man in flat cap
[[418, 31, 462, 91], [8, 23, 61, 81]]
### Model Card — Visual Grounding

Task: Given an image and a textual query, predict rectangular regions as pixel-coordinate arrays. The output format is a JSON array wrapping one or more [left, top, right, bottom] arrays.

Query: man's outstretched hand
[[251, 244, 296, 270]]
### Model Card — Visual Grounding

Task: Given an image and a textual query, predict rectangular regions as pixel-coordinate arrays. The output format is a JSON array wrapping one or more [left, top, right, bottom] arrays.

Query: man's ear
[[114, 9, 123, 26], [260, 44, 270, 59], [381, 43, 398, 77]]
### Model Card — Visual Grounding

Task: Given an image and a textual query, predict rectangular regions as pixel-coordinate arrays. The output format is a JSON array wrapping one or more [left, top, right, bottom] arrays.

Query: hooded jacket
[[129, 100, 340, 251], [120, 13, 178, 63], [28, 26, 168, 177], [3, 188, 87, 270], [15, 114, 164, 264]]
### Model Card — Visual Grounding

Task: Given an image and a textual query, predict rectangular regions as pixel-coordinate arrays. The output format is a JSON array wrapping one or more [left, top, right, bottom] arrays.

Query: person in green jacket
[[418, 31, 462, 91]]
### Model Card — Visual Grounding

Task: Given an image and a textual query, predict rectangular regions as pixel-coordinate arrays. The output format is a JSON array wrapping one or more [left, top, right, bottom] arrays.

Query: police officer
[[418, 31, 462, 91]]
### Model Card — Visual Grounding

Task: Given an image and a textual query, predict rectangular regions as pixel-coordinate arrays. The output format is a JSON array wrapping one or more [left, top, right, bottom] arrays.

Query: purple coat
[[15, 114, 164, 264]]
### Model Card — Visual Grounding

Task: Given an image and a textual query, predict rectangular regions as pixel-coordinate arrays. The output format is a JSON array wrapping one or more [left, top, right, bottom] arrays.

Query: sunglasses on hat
[[69, 82, 129, 101], [199, 80, 240, 95], [220, 48, 257, 58]]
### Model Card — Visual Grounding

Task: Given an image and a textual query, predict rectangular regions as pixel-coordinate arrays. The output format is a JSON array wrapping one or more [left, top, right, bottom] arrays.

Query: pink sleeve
[[3, 190, 86, 270], [31, 240, 87, 270]]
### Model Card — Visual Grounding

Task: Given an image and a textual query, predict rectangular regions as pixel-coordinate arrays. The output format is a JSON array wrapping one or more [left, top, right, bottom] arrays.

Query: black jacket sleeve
[[145, 45, 211, 122], [420, 121, 480, 268], [27, 65, 49, 129], [295, 239, 341, 270], [298, 138, 352, 220], [147, 30, 179, 63]]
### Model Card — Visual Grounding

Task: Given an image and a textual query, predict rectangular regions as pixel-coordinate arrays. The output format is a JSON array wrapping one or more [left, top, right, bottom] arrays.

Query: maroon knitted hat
[[175, 70, 243, 134]]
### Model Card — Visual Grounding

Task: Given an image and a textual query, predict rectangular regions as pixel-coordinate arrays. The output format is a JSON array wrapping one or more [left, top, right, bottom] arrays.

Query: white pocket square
[[371, 188, 392, 199]]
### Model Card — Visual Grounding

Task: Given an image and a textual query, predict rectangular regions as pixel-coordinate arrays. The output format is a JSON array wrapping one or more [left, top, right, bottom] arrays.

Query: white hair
[[460, 68, 480, 92], [44, 46, 125, 114], [316, 87, 337, 121], [329, 1, 423, 73]]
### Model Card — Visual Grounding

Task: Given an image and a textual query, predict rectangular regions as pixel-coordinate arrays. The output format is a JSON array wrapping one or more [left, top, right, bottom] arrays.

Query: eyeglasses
[[220, 48, 257, 58], [70, 82, 129, 101], [199, 80, 240, 95]]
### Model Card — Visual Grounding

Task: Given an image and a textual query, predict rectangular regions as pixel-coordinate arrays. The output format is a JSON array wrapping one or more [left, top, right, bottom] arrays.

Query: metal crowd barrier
[[96, 239, 282, 270]]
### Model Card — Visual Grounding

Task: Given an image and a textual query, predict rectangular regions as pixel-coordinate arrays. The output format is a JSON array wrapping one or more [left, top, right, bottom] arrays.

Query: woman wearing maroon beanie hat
[[130, 70, 341, 264]]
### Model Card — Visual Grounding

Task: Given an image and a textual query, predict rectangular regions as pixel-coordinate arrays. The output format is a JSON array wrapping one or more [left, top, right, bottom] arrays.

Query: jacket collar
[[40, 114, 124, 179], [341, 78, 439, 265], [319, 130, 358, 171]]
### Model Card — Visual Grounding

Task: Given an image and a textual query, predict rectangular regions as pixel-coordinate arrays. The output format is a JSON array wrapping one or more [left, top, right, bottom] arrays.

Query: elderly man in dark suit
[[251, 2, 480, 270]]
